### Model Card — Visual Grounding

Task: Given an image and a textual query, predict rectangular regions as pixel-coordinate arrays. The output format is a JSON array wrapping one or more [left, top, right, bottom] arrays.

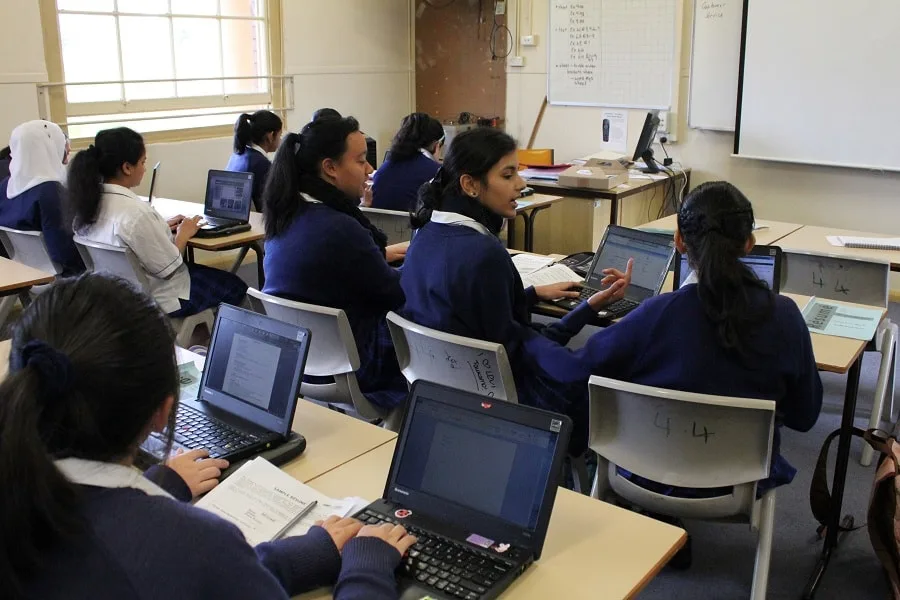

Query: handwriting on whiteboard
[[653, 411, 716, 443]]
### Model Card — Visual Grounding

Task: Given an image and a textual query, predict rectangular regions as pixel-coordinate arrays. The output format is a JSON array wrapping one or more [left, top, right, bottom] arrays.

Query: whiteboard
[[736, 0, 900, 171], [688, 0, 743, 131], [548, 0, 677, 109]]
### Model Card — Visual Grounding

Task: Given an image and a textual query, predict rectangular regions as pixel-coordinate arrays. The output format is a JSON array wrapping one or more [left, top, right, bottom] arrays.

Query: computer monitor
[[632, 111, 661, 174], [147, 161, 160, 205]]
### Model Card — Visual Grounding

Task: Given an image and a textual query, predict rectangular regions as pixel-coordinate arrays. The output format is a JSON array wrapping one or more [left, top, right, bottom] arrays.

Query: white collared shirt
[[430, 210, 492, 236], [55, 457, 173, 499], [76, 183, 190, 313], [419, 147, 437, 162], [681, 270, 698, 287], [249, 143, 268, 156]]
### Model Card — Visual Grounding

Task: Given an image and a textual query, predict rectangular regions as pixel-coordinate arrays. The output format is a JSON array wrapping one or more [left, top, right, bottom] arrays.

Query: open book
[[511, 254, 583, 288], [195, 457, 367, 546]]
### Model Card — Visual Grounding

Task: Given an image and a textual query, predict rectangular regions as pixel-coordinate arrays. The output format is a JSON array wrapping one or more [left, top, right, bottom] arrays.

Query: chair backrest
[[0, 226, 62, 275], [360, 206, 413, 245], [73, 235, 149, 290], [386, 311, 518, 403], [781, 250, 890, 308], [517, 148, 555, 167], [588, 376, 775, 491]]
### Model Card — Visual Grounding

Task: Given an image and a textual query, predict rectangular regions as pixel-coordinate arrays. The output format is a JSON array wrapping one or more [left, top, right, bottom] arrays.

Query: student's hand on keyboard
[[586, 279, 628, 311], [357, 523, 418, 558], [534, 281, 581, 302], [314, 515, 365, 553], [166, 215, 185, 232], [386, 243, 408, 264], [166, 448, 230, 499], [175, 215, 202, 242]]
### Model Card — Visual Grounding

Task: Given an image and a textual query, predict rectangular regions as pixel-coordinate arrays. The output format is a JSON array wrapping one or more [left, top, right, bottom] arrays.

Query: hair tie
[[13, 340, 75, 398]]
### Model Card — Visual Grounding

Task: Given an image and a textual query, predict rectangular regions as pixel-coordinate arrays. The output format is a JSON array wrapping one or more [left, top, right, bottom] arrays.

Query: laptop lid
[[585, 225, 676, 303], [197, 304, 309, 437], [384, 381, 572, 559], [147, 161, 160, 205], [674, 244, 783, 292], [204, 170, 254, 222]]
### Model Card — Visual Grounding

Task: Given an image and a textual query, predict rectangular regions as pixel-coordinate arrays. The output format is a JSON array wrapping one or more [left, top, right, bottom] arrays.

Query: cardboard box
[[558, 158, 629, 190]]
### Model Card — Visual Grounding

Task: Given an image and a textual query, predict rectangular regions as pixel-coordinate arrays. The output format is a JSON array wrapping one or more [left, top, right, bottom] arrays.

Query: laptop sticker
[[550, 419, 562, 432], [481, 402, 492, 409], [492, 542, 511, 554], [466, 533, 495, 549], [394, 509, 412, 519]]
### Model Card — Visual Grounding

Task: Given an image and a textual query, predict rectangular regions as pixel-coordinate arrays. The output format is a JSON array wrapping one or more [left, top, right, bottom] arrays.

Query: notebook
[[827, 236, 900, 251]]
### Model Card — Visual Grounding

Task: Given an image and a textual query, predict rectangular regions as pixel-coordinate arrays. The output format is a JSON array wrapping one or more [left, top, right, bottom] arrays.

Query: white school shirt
[[430, 210, 492, 236], [55, 457, 173, 499], [77, 183, 191, 313]]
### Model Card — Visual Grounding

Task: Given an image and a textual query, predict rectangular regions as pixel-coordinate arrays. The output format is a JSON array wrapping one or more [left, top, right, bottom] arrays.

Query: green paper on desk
[[801, 297, 882, 341], [178, 361, 202, 401]]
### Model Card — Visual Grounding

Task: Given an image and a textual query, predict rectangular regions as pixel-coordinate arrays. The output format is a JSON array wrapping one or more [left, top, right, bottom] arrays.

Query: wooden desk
[[778, 225, 900, 271], [639, 215, 804, 247], [0, 256, 55, 295], [299, 441, 686, 600], [509, 194, 564, 252]]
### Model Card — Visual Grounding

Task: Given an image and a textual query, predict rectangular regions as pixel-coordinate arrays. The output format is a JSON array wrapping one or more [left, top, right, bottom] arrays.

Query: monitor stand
[[639, 149, 662, 174]]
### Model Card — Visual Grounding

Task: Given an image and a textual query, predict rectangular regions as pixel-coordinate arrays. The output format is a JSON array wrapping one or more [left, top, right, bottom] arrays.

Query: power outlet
[[509, 56, 525, 67], [521, 34, 538, 46], [495, 1, 506, 15]]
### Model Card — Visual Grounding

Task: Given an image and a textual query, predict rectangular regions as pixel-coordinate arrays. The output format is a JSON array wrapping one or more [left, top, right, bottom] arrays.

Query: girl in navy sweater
[[226, 110, 283, 211], [0, 274, 415, 600], [262, 117, 410, 409], [399, 128, 631, 454], [371, 112, 443, 211]]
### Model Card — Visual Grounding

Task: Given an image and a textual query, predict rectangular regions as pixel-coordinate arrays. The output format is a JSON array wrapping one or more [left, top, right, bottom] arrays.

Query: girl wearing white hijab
[[0, 120, 83, 274]]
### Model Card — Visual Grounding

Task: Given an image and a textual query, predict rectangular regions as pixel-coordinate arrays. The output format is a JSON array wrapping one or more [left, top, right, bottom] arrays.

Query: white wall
[[506, 0, 900, 234], [0, 0, 46, 144]]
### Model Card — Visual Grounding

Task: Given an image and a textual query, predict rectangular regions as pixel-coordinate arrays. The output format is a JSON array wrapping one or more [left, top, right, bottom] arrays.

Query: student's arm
[[253, 526, 342, 593], [345, 223, 405, 310], [36, 184, 84, 275], [332, 537, 405, 600], [121, 210, 186, 280], [777, 299, 824, 432]]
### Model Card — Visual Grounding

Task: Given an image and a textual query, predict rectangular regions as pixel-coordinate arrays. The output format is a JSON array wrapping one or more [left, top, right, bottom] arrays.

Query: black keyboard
[[571, 288, 639, 317], [171, 404, 259, 458], [359, 509, 515, 599]]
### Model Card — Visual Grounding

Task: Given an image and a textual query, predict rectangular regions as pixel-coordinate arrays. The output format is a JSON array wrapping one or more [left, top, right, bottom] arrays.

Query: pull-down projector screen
[[735, 0, 900, 171]]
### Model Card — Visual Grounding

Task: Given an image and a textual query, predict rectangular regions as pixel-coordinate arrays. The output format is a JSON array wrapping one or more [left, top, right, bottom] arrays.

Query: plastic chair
[[360, 207, 414, 245], [0, 225, 63, 296], [386, 311, 591, 493], [246, 288, 396, 428], [517, 148, 555, 168], [587, 375, 777, 600], [73, 235, 213, 347]]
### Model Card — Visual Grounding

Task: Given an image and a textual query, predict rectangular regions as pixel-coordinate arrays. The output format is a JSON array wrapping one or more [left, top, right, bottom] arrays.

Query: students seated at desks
[[225, 110, 283, 211], [370, 112, 443, 212], [0, 120, 83, 275], [70, 127, 247, 318], [399, 127, 630, 454], [262, 117, 409, 410], [0, 274, 416, 600], [0, 145, 10, 180]]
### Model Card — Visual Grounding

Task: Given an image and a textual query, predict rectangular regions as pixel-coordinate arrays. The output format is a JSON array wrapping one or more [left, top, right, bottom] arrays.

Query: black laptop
[[673, 244, 783, 292], [355, 381, 572, 600], [141, 304, 310, 463], [195, 170, 254, 237], [553, 225, 676, 320], [147, 161, 160, 205]]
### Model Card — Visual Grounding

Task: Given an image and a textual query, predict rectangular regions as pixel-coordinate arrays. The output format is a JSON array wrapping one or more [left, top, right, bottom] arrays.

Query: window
[[39, 0, 286, 143]]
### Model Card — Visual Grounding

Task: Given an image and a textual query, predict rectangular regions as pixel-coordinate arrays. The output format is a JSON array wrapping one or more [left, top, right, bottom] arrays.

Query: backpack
[[811, 427, 900, 598]]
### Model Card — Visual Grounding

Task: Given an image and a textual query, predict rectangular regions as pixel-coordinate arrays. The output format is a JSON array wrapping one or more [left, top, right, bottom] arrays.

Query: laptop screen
[[586, 227, 675, 302], [393, 396, 561, 530], [676, 251, 779, 290], [199, 305, 309, 435], [204, 170, 254, 221]]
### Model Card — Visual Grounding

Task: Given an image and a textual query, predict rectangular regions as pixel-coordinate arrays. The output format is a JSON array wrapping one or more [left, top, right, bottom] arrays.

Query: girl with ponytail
[[370, 112, 443, 211], [261, 116, 409, 410], [226, 110, 283, 210]]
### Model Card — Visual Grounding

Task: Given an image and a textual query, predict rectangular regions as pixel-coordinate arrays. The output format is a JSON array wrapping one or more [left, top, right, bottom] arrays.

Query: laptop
[[196, 170, 254, 237], [140, 304, 310, 463], [147, 161, 160, 205], [553, 225, 677, 320], [674, 245, 783, 292], [354, 381, 572, 600]]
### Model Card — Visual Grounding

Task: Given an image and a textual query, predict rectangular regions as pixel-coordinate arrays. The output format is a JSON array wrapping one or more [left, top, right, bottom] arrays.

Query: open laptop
[[147, 161, 160, 205], [141, 304, 310, 463], [553, 225, 677, 320], [674, 245, 783, 292], [355, 381, 572, 600], [195, 170, 254, 237]]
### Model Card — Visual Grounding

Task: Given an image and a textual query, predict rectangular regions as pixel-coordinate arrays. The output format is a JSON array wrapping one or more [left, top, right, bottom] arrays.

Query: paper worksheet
[[801, 297, 883, 341], [520, 264, 583, 288], [511, 253, 556, 277], [177, 362, 202, 402]]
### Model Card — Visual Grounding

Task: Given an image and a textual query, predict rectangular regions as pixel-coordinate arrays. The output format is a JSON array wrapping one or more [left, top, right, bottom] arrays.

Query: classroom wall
[[0, 0, 46, 144], [505, 0, 900, 235]]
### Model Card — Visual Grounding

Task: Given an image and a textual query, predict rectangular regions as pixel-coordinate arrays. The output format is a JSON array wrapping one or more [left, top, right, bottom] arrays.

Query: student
[[0, 273, 416, 600], [262, 117, 409, 409], [70, 127, 248, 318], [400, 127, 630, 454], [0, 120, 83, 275], [312, 107, 342, 121], [371, 112, 443, 212], [225, 110, 283, 211]]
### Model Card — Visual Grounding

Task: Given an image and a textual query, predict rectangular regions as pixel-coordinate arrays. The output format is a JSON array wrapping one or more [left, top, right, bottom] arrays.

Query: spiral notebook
[[827, 236, 900, 251]]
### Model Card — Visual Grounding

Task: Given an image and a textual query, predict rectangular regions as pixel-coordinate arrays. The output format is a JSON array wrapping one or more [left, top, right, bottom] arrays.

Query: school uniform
[[24, 458, 400, 600], [263, 193, 407, 409], [226, 144, 271, 211], [0, 178, 84, 275], [534, 283, 823, 493], [399, 211, 598, 453], [76, 184, 246, 316], [371, 150, 440, 212]]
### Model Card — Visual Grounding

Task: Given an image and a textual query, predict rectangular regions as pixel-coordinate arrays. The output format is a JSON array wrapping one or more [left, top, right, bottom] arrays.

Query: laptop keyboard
[[359, 509, 515, 599], [577, 289, 638, 315], [171, 404, 260, 458]]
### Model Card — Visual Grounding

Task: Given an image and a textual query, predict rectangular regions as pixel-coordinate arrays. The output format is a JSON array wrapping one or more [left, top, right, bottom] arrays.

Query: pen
[[271, 500, 318, 541]]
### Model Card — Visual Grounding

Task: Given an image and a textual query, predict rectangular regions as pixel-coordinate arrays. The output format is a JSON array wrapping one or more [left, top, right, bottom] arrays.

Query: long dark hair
[[68, 127, 145, 228], [677, 181, 775, 354], [233, 110, 283, 154], [0, 274, 178, 598], [412, 127, 517, 234], [262, 116, 388, 250], [389, 112, 444, 162]]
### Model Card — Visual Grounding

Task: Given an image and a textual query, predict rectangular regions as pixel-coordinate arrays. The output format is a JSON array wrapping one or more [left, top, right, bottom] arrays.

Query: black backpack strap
[[810, 427, 869, 533]]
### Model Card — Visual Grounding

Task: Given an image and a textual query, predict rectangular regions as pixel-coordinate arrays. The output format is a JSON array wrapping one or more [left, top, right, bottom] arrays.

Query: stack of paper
[[511, 253, 555, 277], [827, 236, 900, 251], [520, 264, 583, 288], [195, 457, 368, 546]]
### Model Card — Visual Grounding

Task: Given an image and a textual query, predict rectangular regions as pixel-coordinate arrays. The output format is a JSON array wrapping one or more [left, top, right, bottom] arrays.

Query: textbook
[[520, 264, 583, 289], [195, 457, 366, 546], [827, 236, 900, 251]]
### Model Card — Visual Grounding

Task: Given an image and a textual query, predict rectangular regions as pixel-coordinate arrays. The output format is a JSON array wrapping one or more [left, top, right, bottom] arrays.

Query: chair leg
[[570, 454, 590, 495], [590, 456, 611, 500], [862, 328, 897, 466], [751, 490, 776, 600], [0, 295, 17, 328]]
